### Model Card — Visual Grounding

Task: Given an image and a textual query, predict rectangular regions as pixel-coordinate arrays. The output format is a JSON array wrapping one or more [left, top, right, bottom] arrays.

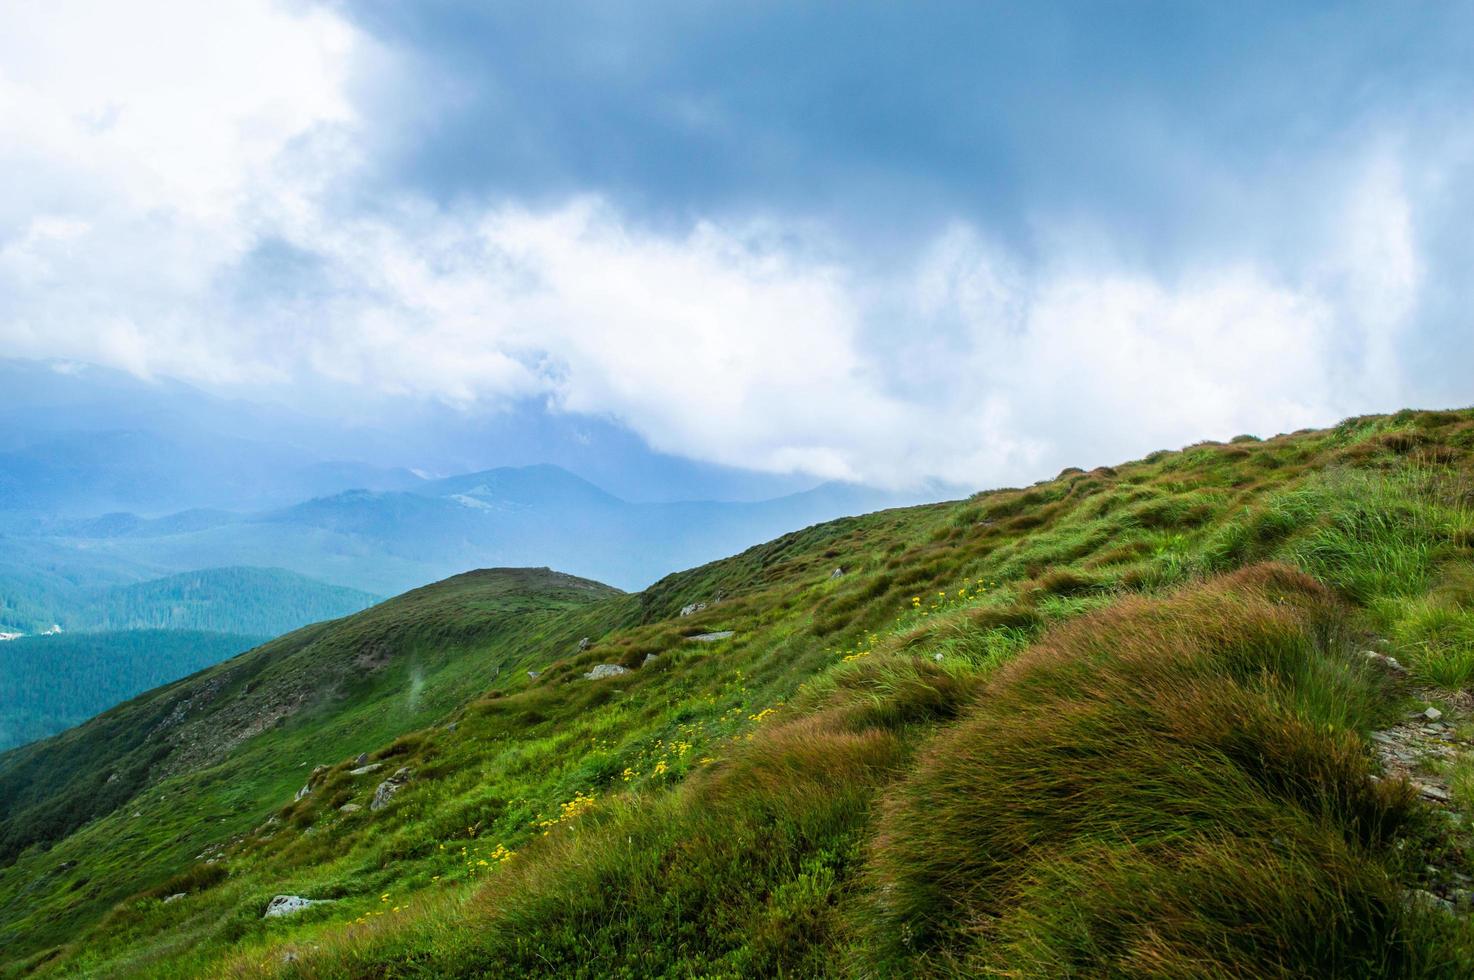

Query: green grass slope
[[0, 630, 265, 751], [5, 409, 1474, 977], [0, 567, 621, 967]]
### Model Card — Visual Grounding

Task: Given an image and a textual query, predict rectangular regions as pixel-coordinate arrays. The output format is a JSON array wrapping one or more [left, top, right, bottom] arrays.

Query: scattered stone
[[105, 772, 118, 784], [933, 652, 944, 663], [264, 895, 328, 918], [577, 637, 591, 651], [1419, 783, 1452, 803], [1423, 706, 1444, 722], [445, 722, 458, 732], [1407, 888, 1455, 914], [679, 602, 707, 617], [338, 803, 362, 814], [829, 567, 846, 579], [162, 893, 186, 904], [294, 764, 331, 801], [370, 767, 413, 811], [642, 653, 659, 666], [528, 669, 541, 680], [584, 663, 630, 680], [688, 631, 734, 643], [1364, 650, 1408, 673], [349, 763, 383, 776], [354, 753, 369, 766]]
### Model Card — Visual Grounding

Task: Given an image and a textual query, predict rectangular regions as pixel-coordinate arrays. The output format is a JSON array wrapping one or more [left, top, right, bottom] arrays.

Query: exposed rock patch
[[370, 767, 413, 811], [688, 631, 734, 643], [583, 663, 630, 680], [264, 895, 329, 918]]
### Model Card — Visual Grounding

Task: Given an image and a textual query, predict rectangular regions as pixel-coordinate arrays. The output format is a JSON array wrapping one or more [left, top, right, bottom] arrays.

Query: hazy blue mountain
[[0, 357, 823, 507], [20, 465, 918, 595]]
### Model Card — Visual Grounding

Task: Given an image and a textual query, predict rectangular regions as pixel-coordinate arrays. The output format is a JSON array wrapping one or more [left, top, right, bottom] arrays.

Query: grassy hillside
[[4, 409, 1474, 976], [0, 631, 265, 751]]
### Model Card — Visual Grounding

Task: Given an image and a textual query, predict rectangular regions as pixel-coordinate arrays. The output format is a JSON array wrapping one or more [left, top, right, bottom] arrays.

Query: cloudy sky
[[2, 1, 1471, 489]]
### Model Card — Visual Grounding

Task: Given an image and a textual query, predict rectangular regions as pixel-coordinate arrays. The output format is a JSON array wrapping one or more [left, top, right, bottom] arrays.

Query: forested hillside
[[0, 566, 377, 637], [0, 631, 263, 751]]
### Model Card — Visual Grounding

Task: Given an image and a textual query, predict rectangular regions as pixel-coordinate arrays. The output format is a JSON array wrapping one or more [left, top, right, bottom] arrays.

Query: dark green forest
[[0, 630, 262, 751], [0, 565, 376, 636]]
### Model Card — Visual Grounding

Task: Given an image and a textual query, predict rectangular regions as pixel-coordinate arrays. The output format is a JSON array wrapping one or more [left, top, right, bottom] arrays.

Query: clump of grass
[[863, 564, 1449, 977]]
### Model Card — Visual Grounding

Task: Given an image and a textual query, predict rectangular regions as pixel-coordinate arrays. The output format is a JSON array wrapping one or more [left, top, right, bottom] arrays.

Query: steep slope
[[5, 409, 1474, 977], [0, 568, 622, 962]]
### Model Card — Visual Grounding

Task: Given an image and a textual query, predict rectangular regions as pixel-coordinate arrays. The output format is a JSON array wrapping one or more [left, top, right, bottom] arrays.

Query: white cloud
[[0, 1, 1444, 490]]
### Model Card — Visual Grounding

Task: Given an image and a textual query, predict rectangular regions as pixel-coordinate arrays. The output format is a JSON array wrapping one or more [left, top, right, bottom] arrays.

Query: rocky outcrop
[[583, 663, 630, 680], [370, 767, 413, 811], [294, 764, 330, 801], [349, 763, 383, 776], [688, 631, 734, 643], [264, 895, 328, 918], [679, 602, 707, 617]]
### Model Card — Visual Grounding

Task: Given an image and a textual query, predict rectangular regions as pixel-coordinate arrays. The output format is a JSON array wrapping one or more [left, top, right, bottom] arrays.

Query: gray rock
[[294, 764, 331, 801], [578, 636, 592, 651], [527, 669, 541, 679], [933, 652, 944, 662], [584, 663, 630, 680], [445, 722, 458, 732], [349, 763, 383, 776], [264, 894, 328, 918], [1407, 888, 1455, 914], [642, 653, 659, 667], [162, 892, 186, 904], [1423, 706, 1444, 722], [829, 567, 846, 579], [1365, 650, 1408, 673], [688, 631, 734, 643], [679, 602, 707, 617], [370, 767, 413, 811], [338, 803, 362, 813], [354, 753, 369, 765], [1418, 783, 1452, 803]]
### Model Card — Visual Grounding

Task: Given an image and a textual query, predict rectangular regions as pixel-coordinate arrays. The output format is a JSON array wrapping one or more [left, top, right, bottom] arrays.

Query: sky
[[1, 1, 1471, 491]]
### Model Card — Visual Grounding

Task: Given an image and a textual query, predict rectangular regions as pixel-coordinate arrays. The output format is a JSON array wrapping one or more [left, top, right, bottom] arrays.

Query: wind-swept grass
[[865, 564, 1463, 977]]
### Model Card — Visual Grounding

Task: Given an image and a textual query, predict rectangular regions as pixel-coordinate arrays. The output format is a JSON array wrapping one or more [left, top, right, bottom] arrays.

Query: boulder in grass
[[370, 767, 413, 811], [583, 663, 630, 680], [264, 895, 327, 918]]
